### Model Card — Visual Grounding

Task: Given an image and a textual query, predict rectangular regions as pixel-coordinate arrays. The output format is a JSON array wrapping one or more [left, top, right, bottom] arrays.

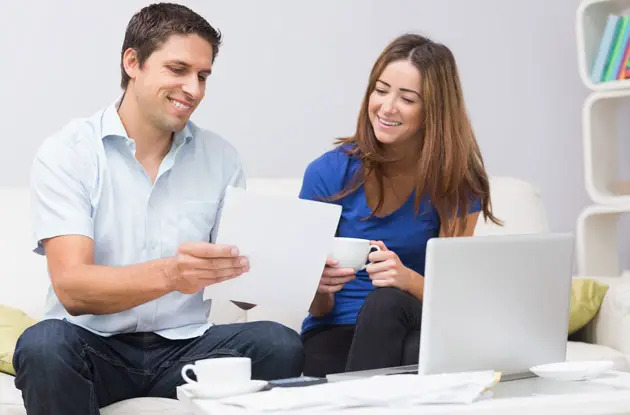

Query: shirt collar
[[100, 95, 194, 146]]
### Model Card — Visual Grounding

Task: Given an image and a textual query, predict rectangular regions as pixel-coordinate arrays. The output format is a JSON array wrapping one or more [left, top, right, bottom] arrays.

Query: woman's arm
[[367, 211, 481, 301], [440, 211, 480, 237], [309, 292, 335, 317]]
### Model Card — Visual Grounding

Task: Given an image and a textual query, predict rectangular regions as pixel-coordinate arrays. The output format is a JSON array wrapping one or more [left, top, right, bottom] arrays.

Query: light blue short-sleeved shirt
[[31, 98, 245, 339]]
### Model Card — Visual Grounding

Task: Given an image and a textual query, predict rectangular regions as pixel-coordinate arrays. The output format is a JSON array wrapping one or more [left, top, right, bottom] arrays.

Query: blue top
[[299, 146, 481, 333], [30, 96, 245, 339]]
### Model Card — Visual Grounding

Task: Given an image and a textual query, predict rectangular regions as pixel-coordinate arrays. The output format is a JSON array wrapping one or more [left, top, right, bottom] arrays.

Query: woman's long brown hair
[[330, 33, 501, 236]]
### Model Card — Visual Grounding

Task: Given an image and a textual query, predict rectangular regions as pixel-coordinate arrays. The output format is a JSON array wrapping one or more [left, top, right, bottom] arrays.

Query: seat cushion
[[0, 372, 21, 407], [0, 373, 193, 414], [101, 398, 194, 414], [566, 341, 629, 371]]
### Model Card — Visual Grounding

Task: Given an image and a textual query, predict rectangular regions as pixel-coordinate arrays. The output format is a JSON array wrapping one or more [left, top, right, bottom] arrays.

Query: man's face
[[128, 33, 213, 133]]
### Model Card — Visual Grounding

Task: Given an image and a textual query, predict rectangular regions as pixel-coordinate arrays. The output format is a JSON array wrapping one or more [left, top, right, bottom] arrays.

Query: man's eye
[[169, 66, 185, 74]]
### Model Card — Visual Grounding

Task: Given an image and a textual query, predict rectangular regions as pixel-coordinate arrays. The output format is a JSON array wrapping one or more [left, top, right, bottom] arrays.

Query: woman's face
[[368, 59, 423, 148]]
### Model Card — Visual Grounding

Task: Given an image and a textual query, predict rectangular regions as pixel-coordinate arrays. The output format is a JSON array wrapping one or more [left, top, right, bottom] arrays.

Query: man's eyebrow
[[165, 60, 212, 75]]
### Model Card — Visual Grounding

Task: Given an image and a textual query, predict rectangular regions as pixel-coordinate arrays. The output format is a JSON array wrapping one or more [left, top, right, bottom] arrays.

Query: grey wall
[[1, 0, 589, 237]]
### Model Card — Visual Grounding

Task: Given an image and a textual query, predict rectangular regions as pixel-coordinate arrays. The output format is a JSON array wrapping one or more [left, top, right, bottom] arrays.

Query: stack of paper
[[202, 371, 501, 413]]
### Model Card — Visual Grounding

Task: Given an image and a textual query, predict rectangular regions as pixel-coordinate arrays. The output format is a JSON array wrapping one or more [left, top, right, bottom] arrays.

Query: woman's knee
[[360, 287, 415, 316]]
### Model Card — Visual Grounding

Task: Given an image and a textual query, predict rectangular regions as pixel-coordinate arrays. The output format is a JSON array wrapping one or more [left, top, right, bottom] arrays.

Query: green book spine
[[605, 16, 630, 81]]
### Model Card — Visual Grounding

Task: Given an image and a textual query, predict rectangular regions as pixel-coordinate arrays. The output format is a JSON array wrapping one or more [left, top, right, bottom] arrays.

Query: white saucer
[[530, 360, 614, 381], [180, 379, 268, 399]]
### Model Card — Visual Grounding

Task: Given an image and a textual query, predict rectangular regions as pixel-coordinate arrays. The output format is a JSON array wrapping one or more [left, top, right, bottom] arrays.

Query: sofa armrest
[[581, 276, 630, 358]]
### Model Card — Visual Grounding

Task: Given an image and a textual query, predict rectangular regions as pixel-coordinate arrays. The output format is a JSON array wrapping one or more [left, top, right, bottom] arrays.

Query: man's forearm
[[54, 258, 173, 316], [309, 292, 334, 317]]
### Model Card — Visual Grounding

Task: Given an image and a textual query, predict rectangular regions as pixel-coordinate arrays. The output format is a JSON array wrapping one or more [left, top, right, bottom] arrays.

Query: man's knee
[[250, 321, 304, 377], [14, 319, 83, 377]]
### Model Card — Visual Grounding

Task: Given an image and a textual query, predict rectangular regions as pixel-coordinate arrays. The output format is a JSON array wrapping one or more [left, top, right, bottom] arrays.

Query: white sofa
[[1, 176, 629, 414]]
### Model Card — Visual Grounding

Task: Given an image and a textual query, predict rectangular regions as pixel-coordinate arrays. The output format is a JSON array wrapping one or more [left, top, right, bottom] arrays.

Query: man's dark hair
[[120, 3, 222, 89]]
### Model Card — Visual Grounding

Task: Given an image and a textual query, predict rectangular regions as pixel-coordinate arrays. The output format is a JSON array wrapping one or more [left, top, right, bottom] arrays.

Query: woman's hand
[[366, 241, 424, 297], [309, 259, 356, 317], [316, 258, 356, 294]]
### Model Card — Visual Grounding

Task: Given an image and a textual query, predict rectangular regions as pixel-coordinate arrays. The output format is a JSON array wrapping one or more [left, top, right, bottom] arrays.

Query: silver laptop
[[327, 233, 574, 382]]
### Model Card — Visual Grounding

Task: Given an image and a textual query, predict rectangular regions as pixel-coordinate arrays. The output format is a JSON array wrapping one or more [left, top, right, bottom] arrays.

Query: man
[[13, 4, 304, 414]]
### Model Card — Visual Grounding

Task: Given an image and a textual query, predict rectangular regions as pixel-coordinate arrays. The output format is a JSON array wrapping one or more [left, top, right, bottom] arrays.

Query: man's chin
[[165, 117, 190, 133]]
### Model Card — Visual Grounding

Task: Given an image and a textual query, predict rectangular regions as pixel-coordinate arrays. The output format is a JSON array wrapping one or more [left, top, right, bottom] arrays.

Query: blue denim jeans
[[13, 319, 304, 414]]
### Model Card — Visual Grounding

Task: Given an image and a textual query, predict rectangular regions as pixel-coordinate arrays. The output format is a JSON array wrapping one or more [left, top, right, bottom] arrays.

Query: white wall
[[1, 1, 591, 239]]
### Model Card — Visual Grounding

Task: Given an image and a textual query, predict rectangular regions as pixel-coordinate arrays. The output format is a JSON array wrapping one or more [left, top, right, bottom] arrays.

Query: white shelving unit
[[577, 0, 630, 91], [577, 205, 627, 275], [576, 0, 630, 277], [583, 90, 630, 204]]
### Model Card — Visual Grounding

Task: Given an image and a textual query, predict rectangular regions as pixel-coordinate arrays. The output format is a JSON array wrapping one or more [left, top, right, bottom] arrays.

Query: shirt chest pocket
[[176, 201, 219, 245]]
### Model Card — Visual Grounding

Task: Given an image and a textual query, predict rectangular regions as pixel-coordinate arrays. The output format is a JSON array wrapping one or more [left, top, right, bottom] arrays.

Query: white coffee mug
[[180, 357, 251, 385], [328, 237, 381, 271]]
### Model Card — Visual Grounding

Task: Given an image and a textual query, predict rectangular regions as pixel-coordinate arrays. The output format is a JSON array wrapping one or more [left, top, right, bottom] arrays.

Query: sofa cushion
[[0, 188, 50, 320], [101, 398, 194, 414], [246, 178, 302, 198], [581, 275, 630, 358], [0, 372, 21, 407], [566, 341, 628, 371], [0, 373, 193, 414], [569, 279, 609, 335], [0, 305, 37, 375], [474, 177, 550, 236]]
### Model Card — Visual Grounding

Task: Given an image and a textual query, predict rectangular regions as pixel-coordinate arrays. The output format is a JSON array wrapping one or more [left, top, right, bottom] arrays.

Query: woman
[[299, 33, 501, 377]]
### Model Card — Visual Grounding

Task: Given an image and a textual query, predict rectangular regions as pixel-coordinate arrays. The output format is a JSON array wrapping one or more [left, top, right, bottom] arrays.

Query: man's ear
[[122, 48, 140, 83]]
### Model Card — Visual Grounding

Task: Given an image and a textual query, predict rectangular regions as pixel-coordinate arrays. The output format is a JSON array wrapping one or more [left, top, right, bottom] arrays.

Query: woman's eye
[[375, 89, 387, 95], [402, 97, 415, 104]]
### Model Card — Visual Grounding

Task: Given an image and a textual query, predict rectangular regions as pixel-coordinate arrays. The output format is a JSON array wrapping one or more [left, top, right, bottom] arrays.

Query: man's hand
[[164, 242, 249, 294]]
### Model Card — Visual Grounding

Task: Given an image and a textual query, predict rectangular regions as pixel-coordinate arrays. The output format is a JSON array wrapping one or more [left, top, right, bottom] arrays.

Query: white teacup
[[328, 237, 381, 271], [181, 357, 251, 386]]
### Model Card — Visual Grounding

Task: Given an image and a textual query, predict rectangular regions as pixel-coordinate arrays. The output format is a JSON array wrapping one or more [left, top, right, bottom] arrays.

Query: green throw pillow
[[0, 305, 38, 376], [569, 279, 609, 335]]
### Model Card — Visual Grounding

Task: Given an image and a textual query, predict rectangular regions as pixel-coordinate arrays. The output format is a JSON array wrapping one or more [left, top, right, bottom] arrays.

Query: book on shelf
[[591, 14, 630, 83]]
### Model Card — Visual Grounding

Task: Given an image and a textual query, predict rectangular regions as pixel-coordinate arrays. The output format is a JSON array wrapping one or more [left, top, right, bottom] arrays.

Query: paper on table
[[214, 371, 502, 412], [203, 186, 342, 311]]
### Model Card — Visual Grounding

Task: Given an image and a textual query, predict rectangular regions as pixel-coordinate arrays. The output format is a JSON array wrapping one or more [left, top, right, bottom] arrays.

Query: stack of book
[[592, 14, 630, 83]]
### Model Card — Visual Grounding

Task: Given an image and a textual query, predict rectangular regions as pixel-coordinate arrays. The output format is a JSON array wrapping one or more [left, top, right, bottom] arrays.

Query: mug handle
[[181, 364, 197, 384], [360, 245, 381, 270]]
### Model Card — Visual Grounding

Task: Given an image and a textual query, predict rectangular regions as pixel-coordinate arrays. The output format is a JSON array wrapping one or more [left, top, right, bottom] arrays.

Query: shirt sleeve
[[299, 151, 346, 202], [30, 142, 94, 255], [454, 193, 483, 218], [468, 195, 482, 214]]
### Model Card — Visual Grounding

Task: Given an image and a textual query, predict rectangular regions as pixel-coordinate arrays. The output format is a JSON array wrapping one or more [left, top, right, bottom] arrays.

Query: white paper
[[203, 186, 342, 311], [213, 371, 500, 412]]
